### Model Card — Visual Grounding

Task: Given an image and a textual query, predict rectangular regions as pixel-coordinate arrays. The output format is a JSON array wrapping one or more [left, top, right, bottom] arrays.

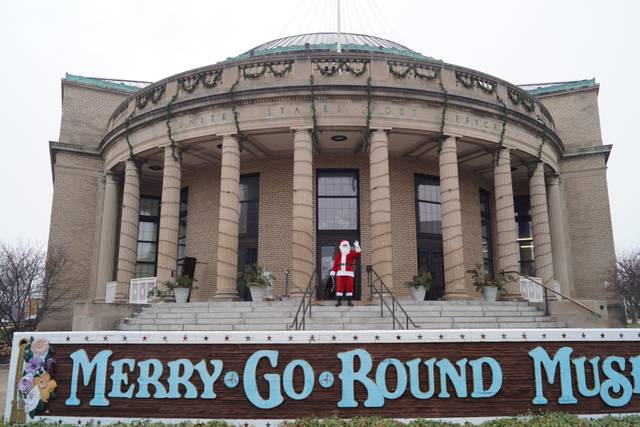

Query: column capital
[[290, 126, 312, 133], [443, 133, 464, 140], [548, 174, 561, 186], [371, 127, 392, 135]]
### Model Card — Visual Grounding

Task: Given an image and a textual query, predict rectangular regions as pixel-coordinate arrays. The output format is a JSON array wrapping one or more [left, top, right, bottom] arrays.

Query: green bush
[[4, 413, 640, 427]]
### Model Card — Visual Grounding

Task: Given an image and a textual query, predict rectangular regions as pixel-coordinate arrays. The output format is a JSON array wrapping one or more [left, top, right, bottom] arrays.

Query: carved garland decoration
[[455, 71, 497, 95], [507, 87, 535, 113], [494, 95, 508, 165], [388, 61, 438, 80], [309, 75, 320, 153], [362, 76, 373, 152], [536, 115, 547, 160], [135, 84, 166, 110], [313, 59, 368, 77], [165, 87, 181, 162], [435, 71, 449, 152], [241, 61, 293, 79], [177, 69, 223, 93]]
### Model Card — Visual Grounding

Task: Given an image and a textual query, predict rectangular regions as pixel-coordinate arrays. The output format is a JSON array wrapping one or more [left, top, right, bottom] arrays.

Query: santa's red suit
[[330, 240, 361, 302]]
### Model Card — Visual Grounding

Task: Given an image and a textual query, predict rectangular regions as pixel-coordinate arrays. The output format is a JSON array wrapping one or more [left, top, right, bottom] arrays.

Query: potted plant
[[242, 264, 273, 302], [163, 275, 197, 303], [467, 264, 506, 302], [405, 269, 432, 302], [147, 286, 173, 303]]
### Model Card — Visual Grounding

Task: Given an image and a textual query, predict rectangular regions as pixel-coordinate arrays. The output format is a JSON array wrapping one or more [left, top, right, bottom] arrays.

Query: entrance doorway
[[415, 175, 445, 300], [316, 170, 361, 300]]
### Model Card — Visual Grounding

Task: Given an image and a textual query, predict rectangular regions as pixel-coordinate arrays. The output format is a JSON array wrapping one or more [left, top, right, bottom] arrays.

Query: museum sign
[[4, 330, 640, 424]]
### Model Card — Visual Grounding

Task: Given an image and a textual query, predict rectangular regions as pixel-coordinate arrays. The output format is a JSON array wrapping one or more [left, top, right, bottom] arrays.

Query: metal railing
[[367, 265, 420, 329], [501, 270, 602, 318], [288, 269, 317, 330]]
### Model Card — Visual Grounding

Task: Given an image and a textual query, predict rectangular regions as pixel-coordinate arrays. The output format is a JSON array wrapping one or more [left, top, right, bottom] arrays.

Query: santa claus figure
[[329, 240, 361, 307]]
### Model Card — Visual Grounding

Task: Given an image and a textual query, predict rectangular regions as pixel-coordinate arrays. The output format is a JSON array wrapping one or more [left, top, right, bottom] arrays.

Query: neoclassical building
[[44, 33, 618, 329]]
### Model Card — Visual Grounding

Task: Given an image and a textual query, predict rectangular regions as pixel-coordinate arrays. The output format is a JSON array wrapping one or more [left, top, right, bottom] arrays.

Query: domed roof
[[229, 32, 431, 61]]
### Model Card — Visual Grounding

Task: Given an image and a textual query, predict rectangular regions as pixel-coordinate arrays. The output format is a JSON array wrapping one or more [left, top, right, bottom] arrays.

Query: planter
[[482, 286, 498, 303], [410, 286, 427, 302], [174, 287, 191, 304], [249, 285, 266, 302]]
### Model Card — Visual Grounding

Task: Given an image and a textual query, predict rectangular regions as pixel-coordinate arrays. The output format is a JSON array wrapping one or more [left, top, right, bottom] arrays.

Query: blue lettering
[[337, 349, 383, 408], [572, 356, 601, 397], [283, 359, 314, 400], [167, 359, 197, 399], [136, 359, 168, 398], [243, 350, 284, 409], [194, 360, 223, 399], [436, 358, 468, 398], [108, 358, 135, 398], [469, 357, 502, 398], [65, 349, 112, 406], [601, 356, 632, 407], [375, 358, 407, 400], [529, 346, 576, 405], [406, 358, 436, 399]]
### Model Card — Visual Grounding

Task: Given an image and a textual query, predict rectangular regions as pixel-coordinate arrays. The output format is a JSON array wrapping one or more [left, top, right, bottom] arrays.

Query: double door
[[417, 236, 445, 300], [317, 235, 361, 300], [316, 170, 361, 300]]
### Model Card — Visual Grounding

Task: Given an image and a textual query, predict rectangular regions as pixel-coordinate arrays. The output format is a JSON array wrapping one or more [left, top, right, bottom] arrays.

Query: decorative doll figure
[[329, 240, 361, 307]]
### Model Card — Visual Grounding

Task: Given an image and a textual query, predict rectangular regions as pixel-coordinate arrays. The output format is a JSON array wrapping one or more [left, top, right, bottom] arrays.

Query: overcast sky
[[1, 0, 638, 254]]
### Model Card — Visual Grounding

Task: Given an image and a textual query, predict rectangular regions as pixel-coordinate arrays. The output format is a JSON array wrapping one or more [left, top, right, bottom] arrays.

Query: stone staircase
[[119, 300, 566, 331]]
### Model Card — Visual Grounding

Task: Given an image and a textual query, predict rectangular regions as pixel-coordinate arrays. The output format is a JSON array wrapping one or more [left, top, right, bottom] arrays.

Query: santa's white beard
[[339, 245, 350, 255]]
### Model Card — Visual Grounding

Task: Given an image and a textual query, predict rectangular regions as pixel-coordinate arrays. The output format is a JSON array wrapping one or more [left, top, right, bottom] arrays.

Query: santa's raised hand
[[353, 240, 361, 253]]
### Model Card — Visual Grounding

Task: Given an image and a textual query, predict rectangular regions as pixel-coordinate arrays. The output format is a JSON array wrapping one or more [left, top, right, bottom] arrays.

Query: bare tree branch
[[0, 242, 72, 347], [611, 249, 640, 323]]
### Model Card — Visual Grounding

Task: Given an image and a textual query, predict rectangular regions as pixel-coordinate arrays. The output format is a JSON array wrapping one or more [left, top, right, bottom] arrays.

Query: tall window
[[514, 195, 535, 276], [237, 174, 260, 300], [414, 175, 444, 300], [135, 197, 160, 278], [176, 188, 188, 276], [479, 190, 494, 277], [317, 172, 359, 230], [415, 175, 442, 236]]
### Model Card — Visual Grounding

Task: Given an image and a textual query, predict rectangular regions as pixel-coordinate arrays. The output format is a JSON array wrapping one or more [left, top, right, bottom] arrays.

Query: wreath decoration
[[18, 337, 57, 419]]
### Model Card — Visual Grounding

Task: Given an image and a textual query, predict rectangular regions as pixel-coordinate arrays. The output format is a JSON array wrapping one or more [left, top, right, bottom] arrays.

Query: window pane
[[418, 202, 441, 234], [318, 175, 357, 196], [136, 242, 157, 263], [135, 263, 155, 278], [480, 191, 491, 213], [318, 198, 357, 230], [239, 176, 259, 201], [138, 221, 158, 242], [239, 200, 259, 236], [139, 198, 160, 216], [417, 181, 441, 203]]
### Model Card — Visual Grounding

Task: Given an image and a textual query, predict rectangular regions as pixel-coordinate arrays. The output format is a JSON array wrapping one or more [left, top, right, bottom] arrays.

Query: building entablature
[[99, 41, 563, 173]]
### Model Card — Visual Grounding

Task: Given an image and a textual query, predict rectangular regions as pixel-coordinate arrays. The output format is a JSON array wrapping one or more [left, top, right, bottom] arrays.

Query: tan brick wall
[[59, 83, 128, 146], [560, 154, 618, 301], [182, 165, 220, 301], [41, 151, 104, 330], [539, 89, 603, 150]]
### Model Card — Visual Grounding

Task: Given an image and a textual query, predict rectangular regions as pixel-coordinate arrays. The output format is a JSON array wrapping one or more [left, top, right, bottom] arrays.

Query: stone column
[[493, 148, 521, 299], [115, 160, 140, 302], [156, 145, 182, 285], [94, 171, 119, 302], [214, 135, 241, 300], [291, 129, 315, 295], [547, 175, 572, 296], [369, 130, 393, 290], [439, 136, 467, 299], [529, 162, 554, 290]]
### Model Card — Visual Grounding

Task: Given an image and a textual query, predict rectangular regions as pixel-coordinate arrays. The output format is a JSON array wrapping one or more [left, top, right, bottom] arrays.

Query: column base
[[212, 290, 241, 301], [442, 291, 469, 301]]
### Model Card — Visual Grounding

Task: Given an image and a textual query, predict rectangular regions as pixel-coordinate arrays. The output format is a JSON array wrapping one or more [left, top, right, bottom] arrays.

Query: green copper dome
[[229, 32, 432, 61]]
